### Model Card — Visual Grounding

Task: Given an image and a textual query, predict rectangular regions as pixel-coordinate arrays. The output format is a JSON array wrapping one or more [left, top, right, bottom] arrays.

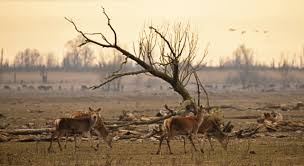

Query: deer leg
[[156, 134, 166, 154], [166, 137, 173, 154], [64, 134, 68, 149], [87, 131, 96, 151], [76, 134, 82, 148], [194, 134, 204, 153], [188, 135, 198, 152], [183, 136, 187, 154], [207, 135, 214, 151], [94, 129, 101, 150], [48, 132, 55, 152], [218, 135, 229, 151], [74, 135, 78, 151], [96, 136, 102, 151], [57, 132, 63, 151]]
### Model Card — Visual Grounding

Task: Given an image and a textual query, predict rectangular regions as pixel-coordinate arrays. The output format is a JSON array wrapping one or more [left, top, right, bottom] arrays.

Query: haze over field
[[0, 0, 304, 65]]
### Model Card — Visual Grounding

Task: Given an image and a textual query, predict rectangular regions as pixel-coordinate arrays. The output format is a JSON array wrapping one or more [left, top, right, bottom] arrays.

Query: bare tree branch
[[112, 56, 128, 75], [149, 26, 176, 57], [101, 7, 117, 46], [164, 104, 174, 114], [65, 17, 113, 48], [84, 32, 111, 45], [90, 70, 148, 90], [193, 43, 209, 71], [192, 67, 210, 110]]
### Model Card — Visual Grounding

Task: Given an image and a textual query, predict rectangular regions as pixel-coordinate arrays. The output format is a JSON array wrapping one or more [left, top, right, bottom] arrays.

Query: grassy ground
[[1, 90, 304, 165], [1, 137, 304, 166]]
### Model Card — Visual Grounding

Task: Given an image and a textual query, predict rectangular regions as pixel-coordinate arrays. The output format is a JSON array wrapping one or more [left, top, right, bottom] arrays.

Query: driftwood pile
[[257, 111, 304, 132], [233, 110, 304, 138], [1, 103, 304, 143]]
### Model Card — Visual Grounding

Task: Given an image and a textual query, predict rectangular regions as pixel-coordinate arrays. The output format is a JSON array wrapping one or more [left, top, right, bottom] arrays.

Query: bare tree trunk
[[65, 9, 208, 105]]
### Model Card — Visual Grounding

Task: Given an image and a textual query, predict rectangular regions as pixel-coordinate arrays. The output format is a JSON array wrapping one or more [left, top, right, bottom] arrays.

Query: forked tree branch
[[90, 70, 148, 89], [193, 67, 210, 110], [194, 71, 201, 107], [149, 26, 176, 57], [101, 7, 117, 46], [65, 17, 113, 48]]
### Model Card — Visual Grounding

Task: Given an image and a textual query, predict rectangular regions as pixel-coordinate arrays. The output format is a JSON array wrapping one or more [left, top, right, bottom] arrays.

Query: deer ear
[[89, 107, 94, 112], [97, 108, 102, 112]]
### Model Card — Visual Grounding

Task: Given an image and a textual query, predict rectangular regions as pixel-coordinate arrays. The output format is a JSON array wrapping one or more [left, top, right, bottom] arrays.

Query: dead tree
[[65, 7, 209, 109], [98, 50, 124, 92], [232, 45, 255, 88], [40, 65, 48, 83], [278, 54, 291, 88]]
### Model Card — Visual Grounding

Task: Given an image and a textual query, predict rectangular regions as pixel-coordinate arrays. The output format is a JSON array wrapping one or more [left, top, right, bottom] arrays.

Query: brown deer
[[70, 107, 113, 150], [156, 105, 205, 154], [70, 107, 104, 119], [48, 111, 99, 152], [197, 112, 229, 151]]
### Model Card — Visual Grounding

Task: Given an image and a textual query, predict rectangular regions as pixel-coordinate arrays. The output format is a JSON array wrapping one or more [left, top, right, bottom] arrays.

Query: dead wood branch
[[226, 115, 260, 120], [233, 125, 262, 138], [223, 121, 234, 133], [193, 68, 210, 109], [0, 128, 55, 135], [164, 104, 174, 114], [107, 112, 176, 129], [90, 70, 148, 89]]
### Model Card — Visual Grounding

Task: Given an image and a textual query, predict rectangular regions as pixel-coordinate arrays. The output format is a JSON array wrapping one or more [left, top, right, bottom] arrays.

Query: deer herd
[[48, 103, 229, 155]]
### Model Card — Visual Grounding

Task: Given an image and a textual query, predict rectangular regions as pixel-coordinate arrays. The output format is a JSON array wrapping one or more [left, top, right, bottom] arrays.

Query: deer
[[156, 105, 205, 154], [197, 112, 229, 151], [69, 107, 113, 150], [48, 111, 99, 152]]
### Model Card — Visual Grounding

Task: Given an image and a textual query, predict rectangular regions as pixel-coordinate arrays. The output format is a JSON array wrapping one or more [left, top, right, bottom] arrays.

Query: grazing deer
[[197, 112, 229, 151], [48, 111, 99, 152], [70, 107, 104, 119], [156, 105, 205, 154], [70, 107, 113, 150]]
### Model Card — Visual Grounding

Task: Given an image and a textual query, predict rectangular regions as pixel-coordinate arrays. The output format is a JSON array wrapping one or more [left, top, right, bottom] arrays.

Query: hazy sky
[[1, 0, 304, 65]]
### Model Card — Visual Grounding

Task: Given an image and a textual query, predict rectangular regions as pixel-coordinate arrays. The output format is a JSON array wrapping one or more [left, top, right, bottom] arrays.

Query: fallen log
[[11, 136, 98, 143], [12, 137, 52, 142], [0, 128, 55, 135], [107, 109, 177, 129], [226, 115, 260, 120], [233, 125, 262, 138]]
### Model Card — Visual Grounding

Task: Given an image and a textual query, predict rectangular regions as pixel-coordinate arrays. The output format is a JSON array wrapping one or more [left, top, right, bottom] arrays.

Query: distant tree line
[[220, 45, 304, 88], [1, 39, 304, 73], [218, 45, 304, 71], [0, 38, 303, 89]]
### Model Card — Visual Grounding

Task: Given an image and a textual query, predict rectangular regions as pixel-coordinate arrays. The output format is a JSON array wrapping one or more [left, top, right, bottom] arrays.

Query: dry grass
[[0, 88, 304, 165], [0, 137, 304, 166]]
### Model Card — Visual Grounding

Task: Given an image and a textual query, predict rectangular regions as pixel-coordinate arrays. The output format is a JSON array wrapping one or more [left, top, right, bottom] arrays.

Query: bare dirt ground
[[1, 90, 304, 165]]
